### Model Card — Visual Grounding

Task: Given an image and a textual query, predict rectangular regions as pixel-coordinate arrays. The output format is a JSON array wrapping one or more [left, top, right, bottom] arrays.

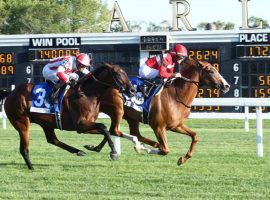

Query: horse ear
[[197, 60, 204, 66], [104, 63, 114, 69], [198, 61, 210, 69]]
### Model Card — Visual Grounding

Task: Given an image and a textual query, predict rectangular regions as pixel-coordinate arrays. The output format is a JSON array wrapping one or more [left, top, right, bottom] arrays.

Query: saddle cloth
[[123, 77, 164, 123], [30, 82, 67, 114]]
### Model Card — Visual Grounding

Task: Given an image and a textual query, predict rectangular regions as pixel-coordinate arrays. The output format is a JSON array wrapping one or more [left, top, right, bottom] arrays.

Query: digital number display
[[236, 45, 270, 58], [0, 65, 15, 75], [140, 35, 167, 43], [188, 49, 219, 62], [28, 48, 79, 61], [0, 53, 15, 76], [192, 89, 221, 111], [242, 74, 270, 98], [0, 53, 14, 64], [188, 49, 220, 71], [140, 35, 167, 51]]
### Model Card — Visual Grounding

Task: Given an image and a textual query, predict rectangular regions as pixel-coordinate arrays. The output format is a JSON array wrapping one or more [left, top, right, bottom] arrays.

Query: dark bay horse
[[1, 63, 135, 170], [99, 59, 230, 165]]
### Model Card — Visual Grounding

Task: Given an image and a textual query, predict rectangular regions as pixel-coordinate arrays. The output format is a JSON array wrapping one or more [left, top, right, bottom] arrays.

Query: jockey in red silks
[[138, 44, 188, 96], [139, 44, 188, 80], [42, 53, 92, 102]]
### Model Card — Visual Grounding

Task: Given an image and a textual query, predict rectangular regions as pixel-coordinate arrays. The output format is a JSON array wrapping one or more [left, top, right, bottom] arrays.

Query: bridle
[[173, 60, 206, 108]]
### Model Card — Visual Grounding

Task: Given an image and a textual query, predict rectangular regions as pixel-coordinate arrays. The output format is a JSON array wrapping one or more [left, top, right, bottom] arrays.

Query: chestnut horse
[[99, 59, 230, 165], [1, 63, 135, 170]]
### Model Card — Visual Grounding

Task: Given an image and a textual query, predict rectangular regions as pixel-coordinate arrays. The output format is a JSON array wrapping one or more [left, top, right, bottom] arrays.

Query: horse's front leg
[[172, 125, 198, 165], [150, 127, 170, 155], [77, 122, 118, 160]]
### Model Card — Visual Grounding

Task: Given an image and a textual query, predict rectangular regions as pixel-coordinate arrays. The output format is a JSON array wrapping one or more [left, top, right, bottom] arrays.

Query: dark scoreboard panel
[[183, 36, 270, 112], [0, 32, 270, 113]]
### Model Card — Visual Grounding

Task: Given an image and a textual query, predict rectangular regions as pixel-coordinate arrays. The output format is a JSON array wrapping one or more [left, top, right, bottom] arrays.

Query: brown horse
[[99, 59, 230, 165], [1, 63, 135, 170]]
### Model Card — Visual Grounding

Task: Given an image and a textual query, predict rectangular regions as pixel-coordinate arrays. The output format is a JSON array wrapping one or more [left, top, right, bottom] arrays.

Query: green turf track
[[0, 119, 269, 200]]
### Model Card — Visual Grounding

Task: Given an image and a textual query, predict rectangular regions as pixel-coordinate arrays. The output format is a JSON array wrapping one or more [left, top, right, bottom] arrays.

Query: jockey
[[139, 44, 188, 80], [138, 44, 188, 96], [42, 53, 92, 102]]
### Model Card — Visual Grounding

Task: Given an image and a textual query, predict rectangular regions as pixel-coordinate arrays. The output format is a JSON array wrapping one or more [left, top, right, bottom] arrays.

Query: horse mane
[[79, 63, 117, 86], [92, 63, 120, 76], [92, 63, 110, 77], [168, 59, 200, 88], [178, 59, 198, 77]]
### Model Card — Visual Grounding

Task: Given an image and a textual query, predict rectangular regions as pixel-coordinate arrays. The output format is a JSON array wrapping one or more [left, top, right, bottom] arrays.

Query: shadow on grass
[[0, 162, 50, 168]]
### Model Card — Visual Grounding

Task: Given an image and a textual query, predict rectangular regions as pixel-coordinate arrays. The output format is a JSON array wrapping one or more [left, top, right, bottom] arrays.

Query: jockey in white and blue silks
[[42, 53, 91, 102]]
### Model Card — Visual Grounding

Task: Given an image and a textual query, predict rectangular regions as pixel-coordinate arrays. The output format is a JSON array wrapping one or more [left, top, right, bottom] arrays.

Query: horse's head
[[92, 63, 136, 96], [196, 60, 230, 93]]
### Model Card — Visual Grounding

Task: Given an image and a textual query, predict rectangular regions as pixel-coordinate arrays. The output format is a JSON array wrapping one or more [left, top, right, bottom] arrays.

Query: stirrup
[[138, 85, 148, 98], [50, 89, 60, 104]]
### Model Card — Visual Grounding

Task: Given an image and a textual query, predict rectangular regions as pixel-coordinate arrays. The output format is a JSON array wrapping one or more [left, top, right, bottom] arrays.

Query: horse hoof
[[77, 151, 86, 156], [110, 152, 119, 160], [177, 157, 185, 166], [84, 144, 95, 151]]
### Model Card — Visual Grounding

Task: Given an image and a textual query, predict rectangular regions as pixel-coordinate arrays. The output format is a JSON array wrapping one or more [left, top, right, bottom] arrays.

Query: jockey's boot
[[49, 82, 65, 103]]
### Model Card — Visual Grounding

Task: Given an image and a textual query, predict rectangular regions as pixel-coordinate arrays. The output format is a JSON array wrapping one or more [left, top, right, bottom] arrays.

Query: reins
[[180, 76, 199, 87], [173, 70, 201, 108]]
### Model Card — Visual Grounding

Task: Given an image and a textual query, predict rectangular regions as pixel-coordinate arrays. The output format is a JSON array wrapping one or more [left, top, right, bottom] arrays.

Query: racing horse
[[1, 63, 135, 170], [99, 59, 230, 165]]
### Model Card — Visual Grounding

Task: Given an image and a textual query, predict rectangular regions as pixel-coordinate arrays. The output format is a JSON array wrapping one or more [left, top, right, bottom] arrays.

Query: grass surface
[[0, 119, 270, 199]]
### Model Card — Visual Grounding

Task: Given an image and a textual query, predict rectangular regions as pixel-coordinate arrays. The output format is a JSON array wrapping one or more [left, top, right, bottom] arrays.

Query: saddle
[[138, 77, 164, 98]]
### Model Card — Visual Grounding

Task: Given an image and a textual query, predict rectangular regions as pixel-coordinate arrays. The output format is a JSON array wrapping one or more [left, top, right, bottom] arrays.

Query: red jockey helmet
[[76, 53, 91, 67], [170, 44, 188, 60]]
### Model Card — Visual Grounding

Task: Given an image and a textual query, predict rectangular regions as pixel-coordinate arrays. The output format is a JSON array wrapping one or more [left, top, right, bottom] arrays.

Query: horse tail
[[0, 90, 10, 103]]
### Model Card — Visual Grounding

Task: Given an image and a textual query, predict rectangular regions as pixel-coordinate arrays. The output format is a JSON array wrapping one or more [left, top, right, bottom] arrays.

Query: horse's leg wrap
[[148, 149, 161, 154], [121, 133, 151, 153]]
